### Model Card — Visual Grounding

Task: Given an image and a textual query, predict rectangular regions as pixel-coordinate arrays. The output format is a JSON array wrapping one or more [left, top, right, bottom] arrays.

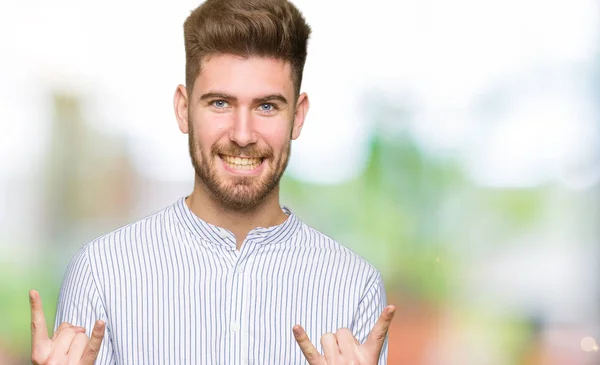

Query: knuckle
[[31, 354, 42, 365], [60, 327, 75, 336], [75, 332, 88, 342], [86, 346, 99, 358], [31, 348, 48, 364], [320, 332, 336, 345], [336, 327, 351, 335], [55, 322, 70, 333], [304, 348, 316, 357]]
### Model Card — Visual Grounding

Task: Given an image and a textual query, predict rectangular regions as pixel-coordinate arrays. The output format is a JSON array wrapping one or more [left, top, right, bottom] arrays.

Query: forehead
[[194, 54, 294, 99]]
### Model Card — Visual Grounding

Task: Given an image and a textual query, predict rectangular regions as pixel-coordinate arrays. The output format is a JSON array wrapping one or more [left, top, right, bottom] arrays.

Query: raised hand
[[29, 289, 105, 365], [293, 305, 395, 365]]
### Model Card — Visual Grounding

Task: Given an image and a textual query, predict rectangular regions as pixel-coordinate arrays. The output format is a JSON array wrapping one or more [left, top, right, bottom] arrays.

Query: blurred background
[[1, 0, 599, 364]]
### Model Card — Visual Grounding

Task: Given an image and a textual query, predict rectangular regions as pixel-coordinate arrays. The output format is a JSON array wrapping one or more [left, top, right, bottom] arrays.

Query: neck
[[185, 179, 288, 250]]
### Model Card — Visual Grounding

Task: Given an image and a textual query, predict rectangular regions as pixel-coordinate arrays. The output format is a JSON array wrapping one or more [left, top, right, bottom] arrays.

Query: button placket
[[217, 228, 231, 243], [229, 251, 245, 342], [230, 254, 251, 363], [240, 255, 253, 365]]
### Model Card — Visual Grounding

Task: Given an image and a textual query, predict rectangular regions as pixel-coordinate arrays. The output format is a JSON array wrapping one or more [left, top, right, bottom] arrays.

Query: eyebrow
[[254, 94, 288, 105], [199, 92, 288, 105]]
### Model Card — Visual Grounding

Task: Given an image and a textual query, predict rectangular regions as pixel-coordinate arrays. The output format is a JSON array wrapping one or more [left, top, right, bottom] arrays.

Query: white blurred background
[[1, 0, 599, 364]]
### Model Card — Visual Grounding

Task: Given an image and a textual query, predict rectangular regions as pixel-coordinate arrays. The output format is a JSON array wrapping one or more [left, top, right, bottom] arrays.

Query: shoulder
[[77, 200, 179, 260], [296, 222, 382, 281]]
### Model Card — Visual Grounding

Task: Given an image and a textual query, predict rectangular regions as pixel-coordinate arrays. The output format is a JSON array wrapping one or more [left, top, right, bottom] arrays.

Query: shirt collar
[[173, 197, 302, 249]]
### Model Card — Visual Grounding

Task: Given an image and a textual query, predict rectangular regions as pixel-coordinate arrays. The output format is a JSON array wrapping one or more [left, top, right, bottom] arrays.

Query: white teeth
[[222, 155, 262, 170]]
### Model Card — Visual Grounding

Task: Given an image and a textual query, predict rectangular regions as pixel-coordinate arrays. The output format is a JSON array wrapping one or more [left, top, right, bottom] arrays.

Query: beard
[[188, 122, 291, 212]]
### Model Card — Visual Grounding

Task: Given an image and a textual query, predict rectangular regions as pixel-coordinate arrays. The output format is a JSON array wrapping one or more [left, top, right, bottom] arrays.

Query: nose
[[229, 109, 257, 147]]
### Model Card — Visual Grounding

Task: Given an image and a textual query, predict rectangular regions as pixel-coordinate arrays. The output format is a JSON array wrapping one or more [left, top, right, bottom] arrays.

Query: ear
[[291, 92, 309, 140], [174, 84, 190, 134]]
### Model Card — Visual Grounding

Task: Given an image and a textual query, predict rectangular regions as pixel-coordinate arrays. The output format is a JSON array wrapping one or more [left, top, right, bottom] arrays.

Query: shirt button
[[237, 266, 244, 274], [218, 230, 228, 239], [231, 322, 240, 332]]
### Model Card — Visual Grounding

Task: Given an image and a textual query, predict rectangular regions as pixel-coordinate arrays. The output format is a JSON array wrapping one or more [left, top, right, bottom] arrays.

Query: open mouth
[[220, 155, 264, 170]]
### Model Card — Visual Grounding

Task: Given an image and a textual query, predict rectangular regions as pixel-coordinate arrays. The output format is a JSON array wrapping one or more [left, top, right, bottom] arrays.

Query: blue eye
[[213, 100, 227, 108], [260, 103, 273, 112]]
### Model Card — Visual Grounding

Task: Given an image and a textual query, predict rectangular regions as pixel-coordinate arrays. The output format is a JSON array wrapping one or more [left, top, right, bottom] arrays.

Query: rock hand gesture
[[293, 305, 395, 365], [29, 289, 105, 365]]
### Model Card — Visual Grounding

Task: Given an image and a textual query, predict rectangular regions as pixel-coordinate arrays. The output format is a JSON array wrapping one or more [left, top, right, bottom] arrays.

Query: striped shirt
[[54, 197, 388, 364]]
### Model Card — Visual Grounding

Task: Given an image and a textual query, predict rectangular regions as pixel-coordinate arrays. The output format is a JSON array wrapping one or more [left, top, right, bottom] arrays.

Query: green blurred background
[[1, 0, 600, 364]]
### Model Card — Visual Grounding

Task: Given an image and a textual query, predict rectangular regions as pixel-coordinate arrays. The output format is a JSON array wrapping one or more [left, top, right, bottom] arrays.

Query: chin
[[218, 192, 266, 211]]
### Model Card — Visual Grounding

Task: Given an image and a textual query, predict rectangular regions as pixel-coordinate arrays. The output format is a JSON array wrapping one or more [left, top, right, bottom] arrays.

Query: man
[[29, 0, 395, 363]]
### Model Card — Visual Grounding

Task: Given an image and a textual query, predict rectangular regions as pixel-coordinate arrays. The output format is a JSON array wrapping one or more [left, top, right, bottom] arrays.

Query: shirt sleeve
[[54, 245, 116, 365], [350, 270, 389, 365]]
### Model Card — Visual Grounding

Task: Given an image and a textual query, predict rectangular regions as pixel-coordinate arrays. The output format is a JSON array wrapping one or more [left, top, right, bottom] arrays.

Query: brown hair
[[183, 0, 311, 97]]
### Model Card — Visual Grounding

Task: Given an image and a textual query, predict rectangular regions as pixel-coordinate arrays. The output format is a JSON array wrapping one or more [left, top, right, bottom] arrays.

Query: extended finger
[[29, 290, 50, 347], [81, 320, 105, 365], [335, 328, 359, 355], [364, 305, 396, 353], [320, 333, 340, 363], [66, 332, 89, 365], [293, 325, 323, 365]]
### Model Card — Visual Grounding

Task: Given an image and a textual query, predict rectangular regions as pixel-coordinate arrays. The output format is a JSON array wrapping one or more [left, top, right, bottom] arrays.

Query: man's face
[[177, 54, 308, 211]]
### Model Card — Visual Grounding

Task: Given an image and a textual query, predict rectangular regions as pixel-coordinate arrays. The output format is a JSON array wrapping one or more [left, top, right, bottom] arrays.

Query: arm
[[351, 271, 389, 365], [53, 245, 116, 365]]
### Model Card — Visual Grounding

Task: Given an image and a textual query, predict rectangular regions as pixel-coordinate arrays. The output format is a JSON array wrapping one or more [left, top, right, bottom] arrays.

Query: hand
[[29, 289, 105, 365], [293, 305, 395, 365]]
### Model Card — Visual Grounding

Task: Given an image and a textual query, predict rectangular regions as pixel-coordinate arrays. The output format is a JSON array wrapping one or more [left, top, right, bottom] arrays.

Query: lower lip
[[219, 155, 265, 175]]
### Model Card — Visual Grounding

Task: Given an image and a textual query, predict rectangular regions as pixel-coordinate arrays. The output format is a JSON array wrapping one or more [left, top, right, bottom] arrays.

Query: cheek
[[191, 112, 230, 146], [263, 128, 292, 154]]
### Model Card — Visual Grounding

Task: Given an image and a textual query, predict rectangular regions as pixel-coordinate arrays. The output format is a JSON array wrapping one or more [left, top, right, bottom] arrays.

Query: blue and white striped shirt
[[54, 197, 388, 364]]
